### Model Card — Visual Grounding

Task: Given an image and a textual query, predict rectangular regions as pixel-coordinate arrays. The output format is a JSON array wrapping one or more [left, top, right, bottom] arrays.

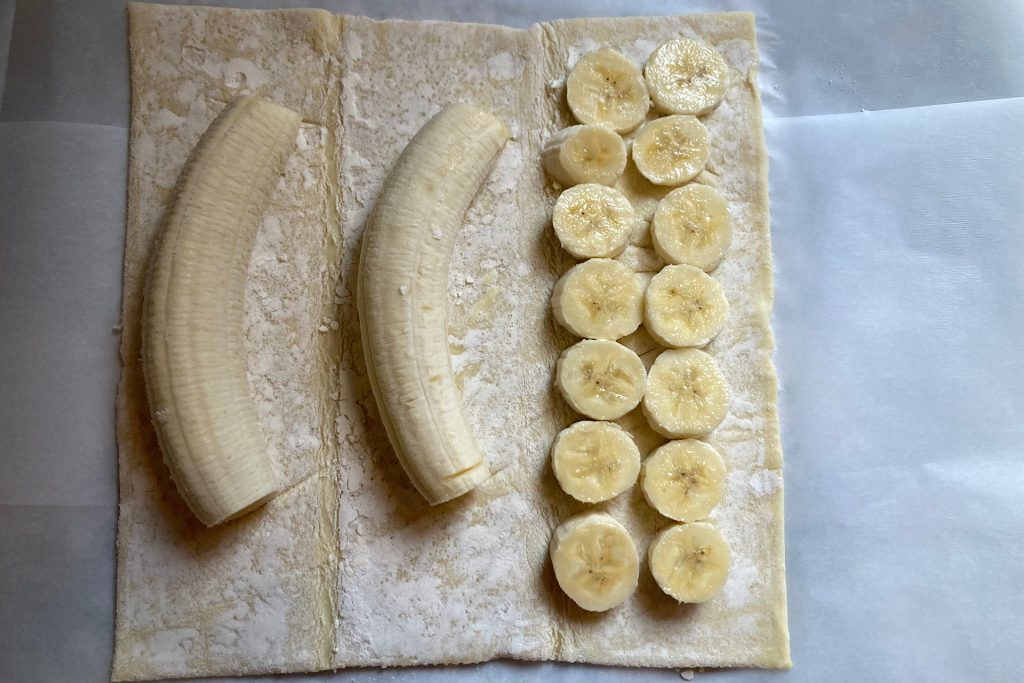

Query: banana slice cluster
[[545, 38, 737, 611]]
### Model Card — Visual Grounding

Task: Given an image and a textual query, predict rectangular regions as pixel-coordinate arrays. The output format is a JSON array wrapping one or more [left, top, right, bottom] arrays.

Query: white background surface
[[2, 1, 1023, 681]]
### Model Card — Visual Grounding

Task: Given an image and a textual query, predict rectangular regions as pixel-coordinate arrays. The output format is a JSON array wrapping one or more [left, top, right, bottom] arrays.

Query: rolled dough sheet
[[113, 4, 789, 680]]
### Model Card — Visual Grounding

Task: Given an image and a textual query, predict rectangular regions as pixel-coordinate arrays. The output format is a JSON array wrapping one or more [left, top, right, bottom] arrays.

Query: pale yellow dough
[[113, 4, 789, 680]]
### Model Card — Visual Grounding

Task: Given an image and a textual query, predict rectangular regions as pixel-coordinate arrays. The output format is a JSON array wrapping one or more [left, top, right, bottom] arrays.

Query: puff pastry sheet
[[113, 4, 789, 679]]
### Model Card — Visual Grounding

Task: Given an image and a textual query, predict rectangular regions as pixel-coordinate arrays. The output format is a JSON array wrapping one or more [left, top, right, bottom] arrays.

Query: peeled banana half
[[142, 97, 300, 527], [648, 522, 731, 603], [550, 511, 640, 611], [358, 104, 510, 505]]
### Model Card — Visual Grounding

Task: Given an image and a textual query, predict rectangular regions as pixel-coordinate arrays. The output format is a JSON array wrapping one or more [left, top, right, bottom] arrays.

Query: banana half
[[641, 439, 727, 522], [358, 104, 510, 505], [550, 511, 640, 612], [566, 48, 650, 133], [644, 264, 729, 348], [648, 522, 731, 603], [142, 97, 300, 527], [644, 38, 730, 116], [642, 348, 729, 438], [551, 421, 641, 503]]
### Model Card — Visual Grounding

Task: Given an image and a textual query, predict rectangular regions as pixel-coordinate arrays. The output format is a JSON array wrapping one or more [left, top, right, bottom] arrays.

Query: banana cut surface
[[648, 522, 731, 603], [550, 511, 640, 612]]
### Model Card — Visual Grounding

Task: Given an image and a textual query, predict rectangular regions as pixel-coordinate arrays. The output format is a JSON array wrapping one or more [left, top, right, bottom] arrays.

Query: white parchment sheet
[[1, 0, 1022, 681]]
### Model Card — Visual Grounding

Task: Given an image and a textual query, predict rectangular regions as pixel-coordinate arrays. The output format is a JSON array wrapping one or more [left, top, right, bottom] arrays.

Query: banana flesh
[[550, 511, 640, 611], [557, 339, 647, 420], [551, 258, 644, 340], [567, 48, 650, 133], [551, 421, 641, 503], [642, 348, 729, 438], [358, 104, 510, 505], [543, 124, 627, 187], [631, 115, 710, 187], [142, 96, 300, 527], [644, 264, 729, 348], [644, 38, 730, 116], [553, 184, 636, 259], [648, 522, 731, 603], [651, 184, 732, 271], [641, 439, 726, 522]]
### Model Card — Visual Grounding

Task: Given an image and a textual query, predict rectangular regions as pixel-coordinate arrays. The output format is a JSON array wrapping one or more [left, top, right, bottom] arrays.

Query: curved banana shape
[[358, 104, 510, 504], [142, 97, 300, 526]]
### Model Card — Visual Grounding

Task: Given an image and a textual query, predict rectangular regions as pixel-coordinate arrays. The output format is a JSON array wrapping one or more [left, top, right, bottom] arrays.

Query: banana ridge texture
[[358, 104, 510, 505], [142, 96, 301, 527]]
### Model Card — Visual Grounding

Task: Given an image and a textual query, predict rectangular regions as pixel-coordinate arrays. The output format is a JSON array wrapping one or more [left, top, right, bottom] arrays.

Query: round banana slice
[[648, 522, 731, 603], [644, 264, 729, 348], [553, 184, 636, 259], [557, 339, 647, 420], [641, 439, 726, 521], [644, 38, 730, 116], [642, 348, 729, 438], [552, 258, 644, 340], [550, 511, 640, 611], [551, 421, 642, 503], [567, 48, 650, 133], [543, 125, 628, 187], [631, 115, 709, 186], [651, 184, 732, 271]]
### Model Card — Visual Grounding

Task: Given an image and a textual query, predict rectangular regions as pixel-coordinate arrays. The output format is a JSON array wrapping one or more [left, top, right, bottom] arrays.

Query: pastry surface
[[113, 5, 789, 679]]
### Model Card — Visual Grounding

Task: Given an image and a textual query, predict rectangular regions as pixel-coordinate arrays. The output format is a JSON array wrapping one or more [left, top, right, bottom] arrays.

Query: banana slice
[[641, 439, 726, 521], [551, 421, 642, 503], [143, 97, 300, 526], [642, 348, 729, 438], [550, 511, 640, 611], [557, 339, 646, 420], [631, 115, 709, 186], [644, 264, 729, 348], [567, 48, 650, 133], [553, 184, 636, 259], [644, 38, 730, 116], [552, 258, 644, 340], [543, 124, 627, 187], [652, 184, 732, 271], [648, 522, 731, 603]]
